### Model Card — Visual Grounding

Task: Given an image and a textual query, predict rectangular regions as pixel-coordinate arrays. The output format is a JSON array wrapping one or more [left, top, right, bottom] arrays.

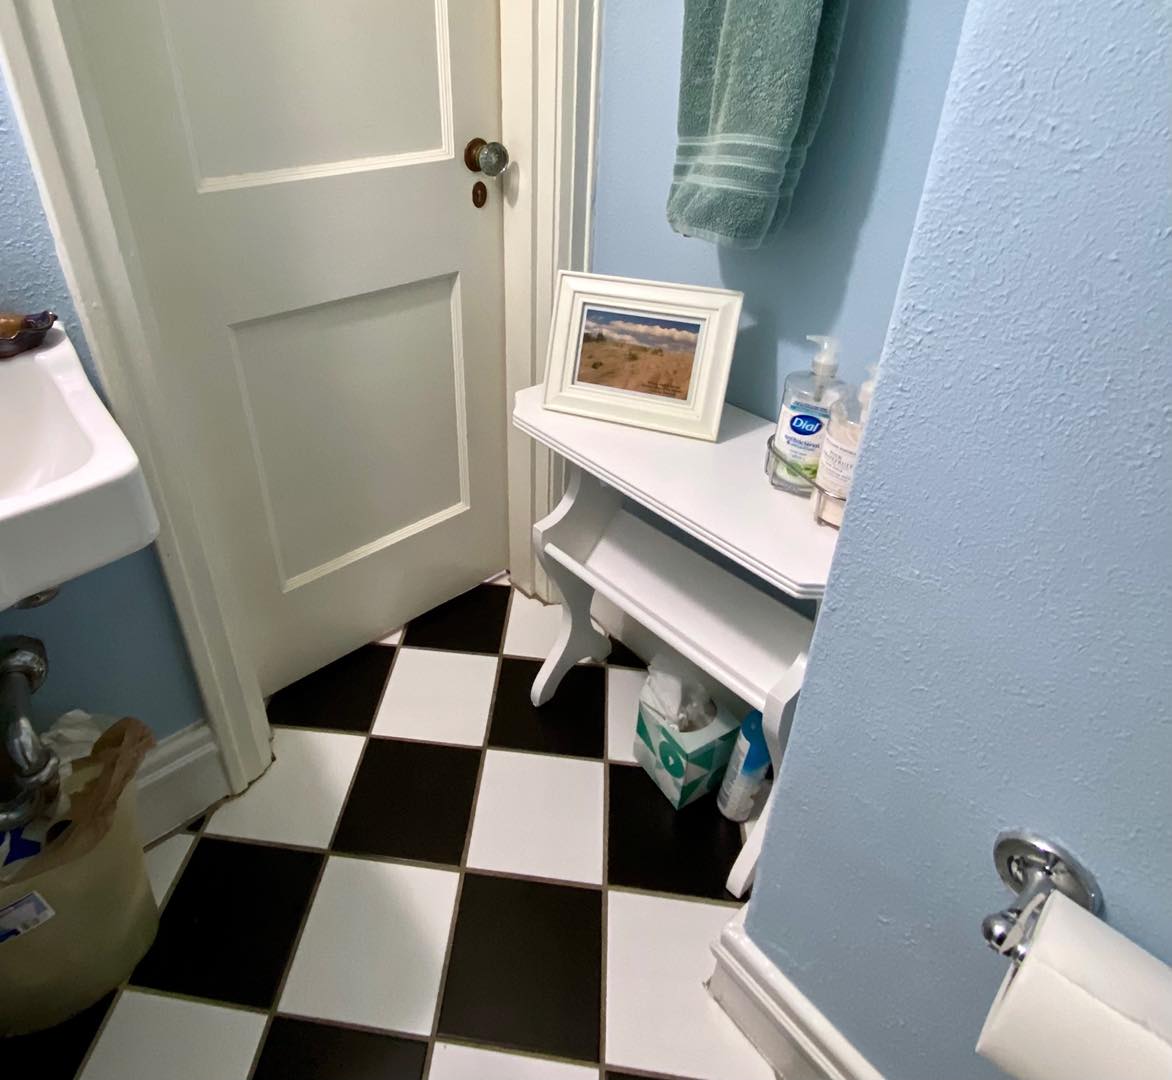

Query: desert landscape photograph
[[574, 306, 702, 400]]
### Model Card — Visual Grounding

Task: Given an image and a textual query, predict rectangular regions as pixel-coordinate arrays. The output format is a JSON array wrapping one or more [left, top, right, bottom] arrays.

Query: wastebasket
[[0, 718, 157, 1035]]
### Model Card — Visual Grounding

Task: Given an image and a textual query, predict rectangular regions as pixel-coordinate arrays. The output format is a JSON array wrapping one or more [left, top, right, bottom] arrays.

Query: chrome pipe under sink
[[0, 636, 59, 832]]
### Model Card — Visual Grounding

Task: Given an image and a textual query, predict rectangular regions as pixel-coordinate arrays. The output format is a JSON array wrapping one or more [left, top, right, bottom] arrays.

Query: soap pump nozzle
[[806, 335, 841, 379], [858, 363, 878, 424]]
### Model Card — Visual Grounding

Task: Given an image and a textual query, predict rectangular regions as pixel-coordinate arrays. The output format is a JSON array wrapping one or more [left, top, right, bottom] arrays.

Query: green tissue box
[[632, 702, 740, 809]]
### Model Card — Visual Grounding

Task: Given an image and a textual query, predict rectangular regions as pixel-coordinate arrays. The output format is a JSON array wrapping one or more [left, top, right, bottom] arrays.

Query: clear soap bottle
[[769, 335, 845, 495], [813, 366, 876, 527]]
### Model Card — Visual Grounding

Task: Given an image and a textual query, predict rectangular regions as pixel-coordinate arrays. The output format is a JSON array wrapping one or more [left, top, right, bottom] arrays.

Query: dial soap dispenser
[[768, 335, 844, 495]]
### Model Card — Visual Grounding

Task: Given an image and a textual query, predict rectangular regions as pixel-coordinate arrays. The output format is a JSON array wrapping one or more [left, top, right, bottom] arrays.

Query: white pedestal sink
[[0, 327, 158, 610]]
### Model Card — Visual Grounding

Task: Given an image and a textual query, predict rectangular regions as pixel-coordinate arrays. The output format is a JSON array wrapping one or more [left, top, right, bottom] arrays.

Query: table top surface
[[513, 385, 838, 599]]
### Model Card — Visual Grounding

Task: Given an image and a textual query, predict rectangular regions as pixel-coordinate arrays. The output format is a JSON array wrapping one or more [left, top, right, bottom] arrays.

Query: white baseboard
[[136, 722, 231, 843], [708, 911, 884, 1080]]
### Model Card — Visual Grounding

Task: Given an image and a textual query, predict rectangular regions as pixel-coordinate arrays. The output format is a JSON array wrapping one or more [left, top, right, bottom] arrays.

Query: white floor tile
[[80, 991, 265, 1080], [467, 749, 604, 885], [502, 590, 607, 662], [502, 591, 565, 659], [379, 627, 404, 646], [428, 1042, 597, 1080], [280, 855, 459, 1034], [606, 666, 646, 764], [144, 834, 194, 906], [606, 891, 774, 1080], [205, 727, 364, 848], [371, 647, 497, 746]]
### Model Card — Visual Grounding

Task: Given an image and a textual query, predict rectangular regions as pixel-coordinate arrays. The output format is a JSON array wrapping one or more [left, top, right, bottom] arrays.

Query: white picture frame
[[541, 271, 743, 441]]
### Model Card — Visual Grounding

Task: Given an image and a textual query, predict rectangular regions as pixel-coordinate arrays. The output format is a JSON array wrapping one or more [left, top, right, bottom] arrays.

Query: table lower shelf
[[544, 509, 813, 710]]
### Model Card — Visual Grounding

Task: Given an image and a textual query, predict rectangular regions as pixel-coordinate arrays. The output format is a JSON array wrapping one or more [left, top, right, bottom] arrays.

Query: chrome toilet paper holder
[[981, 830, 1103, 966]]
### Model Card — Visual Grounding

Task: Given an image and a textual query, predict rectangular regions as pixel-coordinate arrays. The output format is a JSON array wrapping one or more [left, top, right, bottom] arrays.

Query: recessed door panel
[[231, 275, 468, 588], [160, 0, 450, 187]]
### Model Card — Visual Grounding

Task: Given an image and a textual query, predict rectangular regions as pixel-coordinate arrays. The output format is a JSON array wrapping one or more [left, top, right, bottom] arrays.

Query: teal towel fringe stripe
[[667, 0, 850, 249]]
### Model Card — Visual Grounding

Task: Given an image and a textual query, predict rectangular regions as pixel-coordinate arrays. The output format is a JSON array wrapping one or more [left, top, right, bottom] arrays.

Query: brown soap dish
[[0, 310, 57, 359]]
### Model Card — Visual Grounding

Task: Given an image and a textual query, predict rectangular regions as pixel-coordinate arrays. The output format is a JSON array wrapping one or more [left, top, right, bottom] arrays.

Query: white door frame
[[502, 0, 601, 600], [0, 0, 600, 790]]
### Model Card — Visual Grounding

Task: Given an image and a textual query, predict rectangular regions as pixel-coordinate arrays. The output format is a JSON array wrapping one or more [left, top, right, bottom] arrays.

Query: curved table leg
[[530, 563, 612, 706], [725, 783, 775, 898], [527, 465, 620, 707], [725, 653, 808, 897]]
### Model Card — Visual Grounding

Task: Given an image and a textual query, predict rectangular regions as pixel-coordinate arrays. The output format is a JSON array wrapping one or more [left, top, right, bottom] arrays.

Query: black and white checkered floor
[[8, 580, 775, 1080]]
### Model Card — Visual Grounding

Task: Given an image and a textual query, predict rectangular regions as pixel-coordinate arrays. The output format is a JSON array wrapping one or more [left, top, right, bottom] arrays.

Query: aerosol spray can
[[717, 710, 769, 822]]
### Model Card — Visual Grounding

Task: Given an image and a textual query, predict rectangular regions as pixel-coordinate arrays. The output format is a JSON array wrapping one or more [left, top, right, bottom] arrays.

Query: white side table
[[513, 386, 837, 896]]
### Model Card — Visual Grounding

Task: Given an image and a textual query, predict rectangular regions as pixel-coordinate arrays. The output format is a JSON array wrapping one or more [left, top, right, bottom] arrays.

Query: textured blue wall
[[0, 73, 204, 738], [591, 0, 969, 408], [743, 2, 1172, 1078]]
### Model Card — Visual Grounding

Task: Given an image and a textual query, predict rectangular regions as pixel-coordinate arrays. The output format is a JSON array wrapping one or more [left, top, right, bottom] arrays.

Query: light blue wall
[[591, 0, 969, 411], [743, 2, 1172, 1078], [0, 74, 204, 738]]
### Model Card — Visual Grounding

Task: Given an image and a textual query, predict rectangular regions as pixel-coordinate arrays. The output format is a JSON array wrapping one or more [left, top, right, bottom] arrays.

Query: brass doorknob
[[464, 138, 510, 178]]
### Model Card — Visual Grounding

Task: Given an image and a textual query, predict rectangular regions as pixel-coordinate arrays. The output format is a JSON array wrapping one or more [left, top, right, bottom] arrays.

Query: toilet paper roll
[[977, 892, 1172, 1080]]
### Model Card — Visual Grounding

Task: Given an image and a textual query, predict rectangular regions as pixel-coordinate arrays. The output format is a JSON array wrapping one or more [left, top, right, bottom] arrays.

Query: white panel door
[[55, 0, 509, 691]]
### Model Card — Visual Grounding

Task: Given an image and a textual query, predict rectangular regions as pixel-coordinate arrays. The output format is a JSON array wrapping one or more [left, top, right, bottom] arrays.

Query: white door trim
[[501, 0, 601, 599], [0, 2, 271, 793], [0, 0, 598, 784]]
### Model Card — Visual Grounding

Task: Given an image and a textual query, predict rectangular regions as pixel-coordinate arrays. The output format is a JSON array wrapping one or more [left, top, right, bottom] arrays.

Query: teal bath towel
[[667, 0, 849, 249]]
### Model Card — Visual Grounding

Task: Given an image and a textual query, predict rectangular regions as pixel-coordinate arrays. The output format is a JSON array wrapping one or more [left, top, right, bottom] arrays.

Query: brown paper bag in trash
[[1, 717, 158, 1035]]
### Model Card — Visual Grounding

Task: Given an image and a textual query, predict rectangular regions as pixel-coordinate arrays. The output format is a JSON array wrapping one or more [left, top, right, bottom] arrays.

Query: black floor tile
[[184, 814, 206, 833], [131, 838, 322, 1008], [608, 764, 744, 901], [402, 583, 510, 654], [489, 658, 605, 759], [438, 873, 602, 1063], [1, 991, 114, 1078], [267, 644, 395, 733], [253, 1016, 426, 1080], [606, 638, 646, 669], [333, 738, 480, 864]]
